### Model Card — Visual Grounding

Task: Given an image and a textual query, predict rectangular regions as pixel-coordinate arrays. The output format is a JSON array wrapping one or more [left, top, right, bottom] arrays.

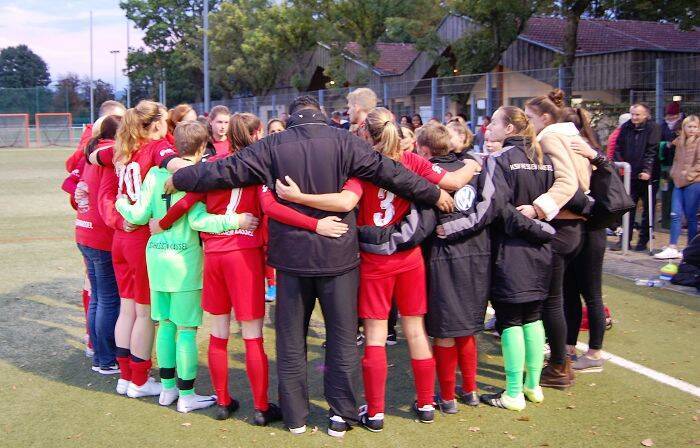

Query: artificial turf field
[[0, 148, 698, 448]]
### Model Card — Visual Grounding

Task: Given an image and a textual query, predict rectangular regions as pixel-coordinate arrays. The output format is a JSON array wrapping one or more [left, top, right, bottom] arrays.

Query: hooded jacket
[[172, 108, 441, 276]]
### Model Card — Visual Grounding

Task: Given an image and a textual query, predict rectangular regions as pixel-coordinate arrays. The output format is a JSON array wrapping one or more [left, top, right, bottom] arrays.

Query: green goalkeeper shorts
[[151, 290, 203, 327]]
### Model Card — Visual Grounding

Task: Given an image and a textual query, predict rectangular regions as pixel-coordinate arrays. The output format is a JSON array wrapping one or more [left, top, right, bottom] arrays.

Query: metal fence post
[[253, 96, 258, 116], [655, 58, 664, 124], [441, 96, 446, 121], [318, 89, 325, 111], [615, 161, 632, 255], [271, 94, 277, 119], [486, 72, 493, 116], [430, 78, 438, 119], [237, 98, 243, 113], [470, 99, 477, 133], [383, 83, 389, 108]]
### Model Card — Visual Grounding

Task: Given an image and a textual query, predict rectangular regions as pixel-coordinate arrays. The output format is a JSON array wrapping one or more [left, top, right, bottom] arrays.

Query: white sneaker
[[126, 377, 162, 398], [116, 378, 130, 395], [85, 346, 94, 358], [524, 386, 544, 403], [176, 393, 217, 413], [289, 425, 307, 435], [159, 387, 179, 406], [654, 247, 682, 259]]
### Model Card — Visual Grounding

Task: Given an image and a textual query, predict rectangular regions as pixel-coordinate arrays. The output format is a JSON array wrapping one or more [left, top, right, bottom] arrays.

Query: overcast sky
[[0, 0, 145, 90]]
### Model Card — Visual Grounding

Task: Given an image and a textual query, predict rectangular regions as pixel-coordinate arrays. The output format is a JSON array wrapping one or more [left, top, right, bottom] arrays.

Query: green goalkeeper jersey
[[116, 167, 238, 292]]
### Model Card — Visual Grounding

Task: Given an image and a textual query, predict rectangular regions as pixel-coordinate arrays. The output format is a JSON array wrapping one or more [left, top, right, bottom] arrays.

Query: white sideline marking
[[575, 342, 700, 398]]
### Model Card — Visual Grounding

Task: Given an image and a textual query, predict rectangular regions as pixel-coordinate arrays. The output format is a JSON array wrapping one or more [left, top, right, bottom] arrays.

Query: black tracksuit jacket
[[172, 108, 441, 276], [614, 119, 662, 179], [359, 150, 555, 337]]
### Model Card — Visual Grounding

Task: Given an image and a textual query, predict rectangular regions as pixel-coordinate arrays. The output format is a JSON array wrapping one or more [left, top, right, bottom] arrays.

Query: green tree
[[209, 0, 318, 96], [53, 73, 87, 117], [0, 45, 51, 88]]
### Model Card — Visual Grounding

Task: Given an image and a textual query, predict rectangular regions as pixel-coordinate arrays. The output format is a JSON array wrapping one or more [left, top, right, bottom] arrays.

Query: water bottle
[[634, 278, 664, 287]]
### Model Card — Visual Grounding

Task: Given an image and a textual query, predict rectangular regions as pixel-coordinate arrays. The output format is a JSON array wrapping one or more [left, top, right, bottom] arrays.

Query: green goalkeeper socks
[[523, 320, 546, 390], [501, 326, 525, 399], [176, 328, 198, 396], [156, 320, 177, 390]]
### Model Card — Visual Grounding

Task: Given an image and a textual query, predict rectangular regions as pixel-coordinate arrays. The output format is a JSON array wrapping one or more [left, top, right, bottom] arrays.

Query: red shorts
[[358, 264, 427, 319], [202, 248, 265, 321], [112, 236, 150, 305]]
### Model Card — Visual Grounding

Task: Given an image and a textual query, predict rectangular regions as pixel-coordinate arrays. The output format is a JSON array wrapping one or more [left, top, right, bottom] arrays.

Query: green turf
[[1, 148, 699, 447]]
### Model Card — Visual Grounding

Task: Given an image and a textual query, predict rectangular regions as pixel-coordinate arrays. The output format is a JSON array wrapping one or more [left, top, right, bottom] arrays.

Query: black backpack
[[586, 161, 635, 229]]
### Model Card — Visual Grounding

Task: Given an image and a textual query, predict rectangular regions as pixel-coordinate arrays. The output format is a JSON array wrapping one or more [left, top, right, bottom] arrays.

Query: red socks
[[433, 345, 458, 401], [244, 338, 269, 412], [456, 336, 477, 393], [82, 289, 92, 348], [411, 358, 436, 407], [208, 335, 231, 406], [129, 356, 152, 387], [116, 348, 132, 381], [362, 345, 387, 416], [265, 265, 276, 287]]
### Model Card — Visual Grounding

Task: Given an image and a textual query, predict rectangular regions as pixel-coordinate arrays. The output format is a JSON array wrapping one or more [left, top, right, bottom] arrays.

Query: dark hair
[[562, 107, 601, 149], [412, 114, 423, 126], [289, 95, 320, 114], [85, 115, 122, 156], [457, 113, 468, 121]]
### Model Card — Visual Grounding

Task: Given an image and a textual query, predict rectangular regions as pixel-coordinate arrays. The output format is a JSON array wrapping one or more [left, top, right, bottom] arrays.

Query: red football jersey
[[197, 154, 264, 253], [212, 139, 231, 155], [357, 151, 445, 278]]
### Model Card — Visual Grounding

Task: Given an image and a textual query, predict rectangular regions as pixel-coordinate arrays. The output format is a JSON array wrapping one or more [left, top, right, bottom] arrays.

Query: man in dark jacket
[[169, 96, 453, 436], [613, 103, 661, 251]]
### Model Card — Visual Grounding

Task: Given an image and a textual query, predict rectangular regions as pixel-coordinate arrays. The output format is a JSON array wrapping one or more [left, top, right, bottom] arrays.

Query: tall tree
[[53, 73, 87, 116], [0, 45, 51, 88]]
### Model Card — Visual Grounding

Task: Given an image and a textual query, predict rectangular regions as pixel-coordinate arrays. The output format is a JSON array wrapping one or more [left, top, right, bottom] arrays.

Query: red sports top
[[356, 151, 445, 278], [98, 138, 177, 240], [74, 140, 124, 251], [65, 125, 92, 173], [212, 139, 231, 155]]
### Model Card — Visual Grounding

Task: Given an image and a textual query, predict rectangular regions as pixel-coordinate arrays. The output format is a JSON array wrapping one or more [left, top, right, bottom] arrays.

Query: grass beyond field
[[0, 148, 698, 447]]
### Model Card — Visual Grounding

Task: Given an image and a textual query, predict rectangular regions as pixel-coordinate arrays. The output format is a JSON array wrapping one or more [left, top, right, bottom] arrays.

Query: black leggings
[[543, 220, 584, 365], [564, 227, 607, 350], [493, 300, 542, 334]]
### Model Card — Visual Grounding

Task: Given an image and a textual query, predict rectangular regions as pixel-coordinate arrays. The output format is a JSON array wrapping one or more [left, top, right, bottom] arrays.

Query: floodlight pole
[[110, 50, 120, 100], [89, 10, 95, 123], [126, 19, 131, 107], [203, 0, 210, 112]]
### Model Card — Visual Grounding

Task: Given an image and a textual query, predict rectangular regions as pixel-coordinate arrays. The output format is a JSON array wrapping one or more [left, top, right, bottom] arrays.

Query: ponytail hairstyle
[[498, 106, 543, 164], [679, 115, 700, 146], [561, 106, 601, 149], [85, 115, 122, 157], [525, 88, 564, 125], [228, 113, 262, 153], [365, 107, 404, 161], [166, 103, 195, 134], [114, 100, 163, 163]]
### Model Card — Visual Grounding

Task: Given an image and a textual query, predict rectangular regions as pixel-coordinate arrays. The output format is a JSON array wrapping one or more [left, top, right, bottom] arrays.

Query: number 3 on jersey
[[373, 188, 395, 226], [226, 188, 243, 215]]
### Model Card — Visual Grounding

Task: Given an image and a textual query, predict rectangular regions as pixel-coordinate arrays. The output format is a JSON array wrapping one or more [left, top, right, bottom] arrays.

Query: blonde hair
[[114, 100, 164, 163], [446, 120, 474, 151], [229, 113, 262, 153], [347, 88, 378, 113], [417, 123, 452, 157], [679, 115, 699, 145], [365, 107, 404, 161], [174, 121, 208, 157], [497, 106, 543, 164]]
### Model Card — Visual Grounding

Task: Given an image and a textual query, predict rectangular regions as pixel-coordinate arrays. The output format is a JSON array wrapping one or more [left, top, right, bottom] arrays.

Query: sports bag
[[586, 161, 635, 229]]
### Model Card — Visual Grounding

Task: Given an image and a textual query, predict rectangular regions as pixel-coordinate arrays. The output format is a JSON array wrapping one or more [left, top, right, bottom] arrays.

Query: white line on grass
[[575, 342, 700, 398]]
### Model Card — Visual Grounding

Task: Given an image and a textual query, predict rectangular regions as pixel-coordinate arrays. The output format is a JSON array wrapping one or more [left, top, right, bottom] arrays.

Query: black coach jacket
[[172, 108, 441, 276], [614, 119, 661, 179]]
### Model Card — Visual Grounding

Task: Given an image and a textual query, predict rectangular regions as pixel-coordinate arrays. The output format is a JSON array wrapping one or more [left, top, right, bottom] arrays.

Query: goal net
[[36, 113, 73, 147], [0, 114, 29, 148]]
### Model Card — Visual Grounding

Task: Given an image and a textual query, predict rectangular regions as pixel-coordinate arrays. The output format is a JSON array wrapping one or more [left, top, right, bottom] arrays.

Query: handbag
[[586, 160, 635, 229]]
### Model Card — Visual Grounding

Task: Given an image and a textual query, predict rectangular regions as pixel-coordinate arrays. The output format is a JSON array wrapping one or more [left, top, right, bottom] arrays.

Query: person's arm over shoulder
[[159, 192, 206, 231], [187, 201, 240, 233], [532, 134, 578, 221], [358, 203, 438, 255], [115, 170, 156, 225], [345, 134, 440, 205], [259, 185, 318, 232], [274, 176, 362, 213], [172, 139, 272, 192]]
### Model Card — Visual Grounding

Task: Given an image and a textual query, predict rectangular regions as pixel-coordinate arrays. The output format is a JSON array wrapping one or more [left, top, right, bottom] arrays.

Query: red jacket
[[607, 127, 621, 160]]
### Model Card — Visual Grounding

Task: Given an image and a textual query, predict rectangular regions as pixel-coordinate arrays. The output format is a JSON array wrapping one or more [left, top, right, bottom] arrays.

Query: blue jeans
[[78, 244, 120, 367], [670, 182, 700, 245]]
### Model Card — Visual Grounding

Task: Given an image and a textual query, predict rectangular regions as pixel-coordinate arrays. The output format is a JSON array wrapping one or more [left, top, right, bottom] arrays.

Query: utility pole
[[203, 0, 210, 112], [110, 50, 120, 100], [89, 10, 95, 123], [126, 19, 131, 107]]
